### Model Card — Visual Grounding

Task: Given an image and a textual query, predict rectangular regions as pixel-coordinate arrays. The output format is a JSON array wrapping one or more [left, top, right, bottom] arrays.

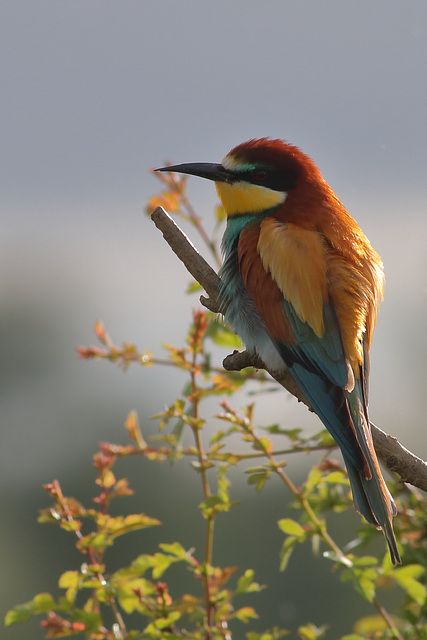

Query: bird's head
[[156, 138, 323, 217]]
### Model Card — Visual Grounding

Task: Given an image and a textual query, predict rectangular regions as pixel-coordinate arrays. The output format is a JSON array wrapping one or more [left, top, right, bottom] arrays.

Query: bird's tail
[[344, 389, 401, 564]]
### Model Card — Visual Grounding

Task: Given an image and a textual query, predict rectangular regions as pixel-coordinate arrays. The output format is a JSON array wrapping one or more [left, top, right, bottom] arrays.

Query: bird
[[156, 138, 400, 564]]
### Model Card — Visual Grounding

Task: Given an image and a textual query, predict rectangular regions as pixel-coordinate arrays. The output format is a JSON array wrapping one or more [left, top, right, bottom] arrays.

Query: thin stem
[[50, 482, 128, 638], [267, 450, 350, 565], [109, 600, 127, 639], [180, 192, 222, 268], [238, 421, 349, 563], [373, 597, 404, 640], [189, 346, 215, 638]]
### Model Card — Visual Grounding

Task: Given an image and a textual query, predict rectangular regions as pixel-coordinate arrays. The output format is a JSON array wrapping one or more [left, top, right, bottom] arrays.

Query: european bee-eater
[[156, 138, 400, 564]]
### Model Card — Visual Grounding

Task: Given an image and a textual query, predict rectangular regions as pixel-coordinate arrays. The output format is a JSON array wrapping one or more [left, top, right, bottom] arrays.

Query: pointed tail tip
[[383, 498, 401, 564], [385, 530, 401, 565], [389, 544, 402, 565]]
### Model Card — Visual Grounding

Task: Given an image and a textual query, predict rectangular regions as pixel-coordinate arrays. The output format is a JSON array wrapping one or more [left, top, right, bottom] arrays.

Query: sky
[[1, 2, 427, 638]]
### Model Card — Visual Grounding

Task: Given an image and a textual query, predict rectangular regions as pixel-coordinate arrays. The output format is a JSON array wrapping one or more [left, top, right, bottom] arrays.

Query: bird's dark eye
[[253, 169, 268, 183]]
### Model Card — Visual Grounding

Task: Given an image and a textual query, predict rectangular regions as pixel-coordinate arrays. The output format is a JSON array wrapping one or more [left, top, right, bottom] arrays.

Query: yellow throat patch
[[215, 181, 286, 216]]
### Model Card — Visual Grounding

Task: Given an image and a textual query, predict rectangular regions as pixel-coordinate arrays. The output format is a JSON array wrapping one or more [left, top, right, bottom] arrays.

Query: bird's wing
[[237, 210, 399, 563], [238, 218, 363, 467]]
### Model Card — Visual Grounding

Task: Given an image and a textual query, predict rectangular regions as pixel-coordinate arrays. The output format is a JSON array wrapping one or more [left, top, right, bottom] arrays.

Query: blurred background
[[2, 1, 427, 638]]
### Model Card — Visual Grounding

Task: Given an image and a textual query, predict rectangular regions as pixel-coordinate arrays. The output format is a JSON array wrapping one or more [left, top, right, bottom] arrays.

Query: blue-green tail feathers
[[343, 453, 400, 564], [280, 355, 401, 564]]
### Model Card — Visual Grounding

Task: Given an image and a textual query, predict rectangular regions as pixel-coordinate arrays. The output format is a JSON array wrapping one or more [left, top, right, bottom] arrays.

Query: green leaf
[[158, 542, 189, 560], [206, 320, 242, 349], [253, 437, 273, 454], [246, 628, 289, 640], [32, 592, 56, 613], [115, 578, 155, 614], [144, 610, 181, 632], [323, 471, 347, 484], [59, 571, 80, 589], [393, 564, 426, 605], [305, 467, 322, 493], [278, 518, 305, 538], [81, 515, 160, 556], [235, 569, 264, 595], [5, 604, 33, 627], [341, 566, 378, 603], [78, 531, 109, 551], [131, 554, 158, 575], [215, 204, 226, 222], [233, 606, 258, 622], [103, 513, 161, 540], [5, 592, 56, 626], [59, 518, 82, 532], [152, 554, 180, 579], [393, 563, 424, 580], [199, 494, 234, 517], [357, 575, 376, 602], [352, 556, 379, 566], [71, 608, 102, 631], [263, 426, 302, 441], [353, 614, 393, 634], [279, 536, 298, 572], [186, 280, 203, 293], [247, 470, 270, 491], [297, 622, 327, 639], [218, 465, 230, 500]]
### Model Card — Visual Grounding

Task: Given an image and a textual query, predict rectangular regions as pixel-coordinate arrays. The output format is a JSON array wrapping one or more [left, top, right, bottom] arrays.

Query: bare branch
[[223, 348, 310, 407], [151, 206, 427, 491], [151, 207, 220, 303], [371, 425, 427, 491]]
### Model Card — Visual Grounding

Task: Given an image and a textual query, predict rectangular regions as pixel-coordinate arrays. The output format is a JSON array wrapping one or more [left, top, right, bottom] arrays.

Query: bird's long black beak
[[155, 162, 235, 183]]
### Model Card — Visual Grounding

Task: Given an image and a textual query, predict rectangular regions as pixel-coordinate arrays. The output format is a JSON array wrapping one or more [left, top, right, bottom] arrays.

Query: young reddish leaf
[[125, 411, 147, 450], [253, 437, 273, 454], [97, 468, 116, 489], [69, 608, 102, 632], [147, 190, 181, 214]]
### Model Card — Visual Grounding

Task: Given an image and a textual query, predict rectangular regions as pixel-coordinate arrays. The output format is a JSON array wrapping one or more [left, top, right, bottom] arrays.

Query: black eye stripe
[[253, 169, 268, 182], [237, 168, 297, 192]]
